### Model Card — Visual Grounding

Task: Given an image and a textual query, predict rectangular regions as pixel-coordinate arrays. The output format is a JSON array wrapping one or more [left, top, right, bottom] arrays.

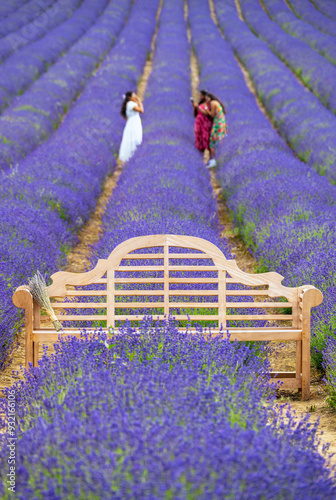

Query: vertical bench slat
[[218, 270, 226, 330], [107, 269, 115, 329], [164, 242, 169, 318]]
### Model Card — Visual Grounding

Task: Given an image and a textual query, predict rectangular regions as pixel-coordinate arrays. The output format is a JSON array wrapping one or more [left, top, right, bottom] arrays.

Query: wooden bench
[[13, 234, 323, 400]]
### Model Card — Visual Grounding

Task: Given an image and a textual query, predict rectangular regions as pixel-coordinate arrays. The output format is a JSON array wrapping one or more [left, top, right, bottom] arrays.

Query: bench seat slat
[[112, 314, 293, 321], [270, 372, 298, 378], [55, 315, 107, 321], [116, 266, 218, 271], [226, 314, 293, 320], [114, 290, 164, 296], [32, 328, 303, 342], [271, 378, 301, 389], [114, 278, 220, 283], [211, 302, 292, 308], [52, 303, 107, 308], [51, 302, 290, 309], [124, 254, 164, 259], [124, 253, 210, 259], [226, 290, 269, 296], [166, 290, 271, 296], [113, 290, 272, 296], [65, 291, 107, 297], [114, 302, 215, 308]]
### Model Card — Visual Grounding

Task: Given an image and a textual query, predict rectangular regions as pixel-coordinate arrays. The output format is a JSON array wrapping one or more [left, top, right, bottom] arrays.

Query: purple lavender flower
[[288, 0, 336, 37]]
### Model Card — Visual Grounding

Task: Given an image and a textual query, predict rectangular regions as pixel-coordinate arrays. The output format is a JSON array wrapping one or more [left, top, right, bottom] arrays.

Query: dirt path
[[283, 0, 294, 12], [0, 0, 163, 398]]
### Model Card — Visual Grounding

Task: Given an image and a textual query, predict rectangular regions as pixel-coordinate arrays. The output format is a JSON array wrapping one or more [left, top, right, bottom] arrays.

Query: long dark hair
[[121, 91, 134, 118], [194, 89, 207, 117], [206, 92, 226, 115]]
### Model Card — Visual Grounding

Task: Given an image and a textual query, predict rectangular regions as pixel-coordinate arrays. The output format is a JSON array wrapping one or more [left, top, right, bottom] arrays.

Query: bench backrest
[[44, 235, 304, 330]]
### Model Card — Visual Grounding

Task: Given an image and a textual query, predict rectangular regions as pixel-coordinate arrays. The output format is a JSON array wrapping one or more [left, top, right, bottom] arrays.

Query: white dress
[[118, 101, 143, 162]]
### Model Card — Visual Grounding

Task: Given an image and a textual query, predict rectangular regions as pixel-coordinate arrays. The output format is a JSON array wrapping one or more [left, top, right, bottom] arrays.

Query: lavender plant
[[0, 0, 82, 63], [0, 322, 334, 498], [239, 0, 336, 113], [0, 0, 55, 38], [288, 0, 336, 37], [0, 0, 111, 114], [261, 0, 336, 65], [311, 0, 336, 21], [0, 0, 27, 20]]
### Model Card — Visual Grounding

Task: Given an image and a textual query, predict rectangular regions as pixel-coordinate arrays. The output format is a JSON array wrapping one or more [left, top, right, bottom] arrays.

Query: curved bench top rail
[[47, 235, 299, 301]]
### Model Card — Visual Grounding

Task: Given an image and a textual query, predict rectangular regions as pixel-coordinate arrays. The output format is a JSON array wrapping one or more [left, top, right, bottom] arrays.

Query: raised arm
[[133, 95, 144, 113], [207, 101, 217, 118]]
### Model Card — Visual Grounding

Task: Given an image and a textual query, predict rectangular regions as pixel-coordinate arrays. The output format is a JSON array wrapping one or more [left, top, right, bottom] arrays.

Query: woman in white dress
[[119, 91, 144, 162]]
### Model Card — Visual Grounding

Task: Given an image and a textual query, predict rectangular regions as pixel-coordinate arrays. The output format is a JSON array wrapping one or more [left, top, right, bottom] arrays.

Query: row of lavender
[[0, 0, 55, 37], [0, 0, 27, 20], [1, 323, 334, 497], [312, 0, 336, 21], [0, 1, 333, 495], [288, 0, 336, 37], [0, 0, 122, 171], [239, 0, 336, 113], [261, 0, 336, 64], [0, 0, 111, 114], [213, 0, 336, 184], [189, 0, 335, 392], [0, 0, 160, 369], [0, 0, 81, 62]]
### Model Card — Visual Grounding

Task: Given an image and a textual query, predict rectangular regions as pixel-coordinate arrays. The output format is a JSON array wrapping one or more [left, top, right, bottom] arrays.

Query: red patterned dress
[[194, 103, 213, 152]]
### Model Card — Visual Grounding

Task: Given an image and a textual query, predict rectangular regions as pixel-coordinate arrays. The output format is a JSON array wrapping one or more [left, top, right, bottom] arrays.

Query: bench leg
[[33, 342, 39, 368], [296, 340, 302, 394], [302, 337, 310, 400], [25, 332, 33, 369]]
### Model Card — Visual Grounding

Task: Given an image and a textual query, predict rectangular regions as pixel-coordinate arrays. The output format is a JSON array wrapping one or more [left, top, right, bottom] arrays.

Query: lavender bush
[[0, 321, 334, 498], [213, 0, 336, 183], [312, 0, 336, 21], [0, 0, 82, 63], [262, 0, 336, 65], [288, 0, 336, 37], [0, 0, 27, 20], [239, 0, 336, 113], [0, 0, 159, 369], [0, 0, 111, 114], [0, 0, 55, 37]]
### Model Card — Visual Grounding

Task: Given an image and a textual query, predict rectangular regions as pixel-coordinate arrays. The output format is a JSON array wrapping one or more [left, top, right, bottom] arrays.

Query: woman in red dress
[[191, 90, 213, 153]]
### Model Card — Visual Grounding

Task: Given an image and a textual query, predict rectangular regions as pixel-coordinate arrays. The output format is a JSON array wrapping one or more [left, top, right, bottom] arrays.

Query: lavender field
[[0, 0, 335, 497]]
